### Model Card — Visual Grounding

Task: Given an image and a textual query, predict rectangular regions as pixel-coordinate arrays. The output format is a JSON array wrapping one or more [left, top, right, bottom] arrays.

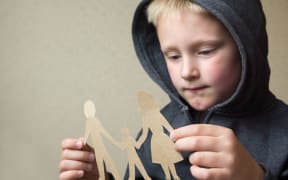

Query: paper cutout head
[[138, 91, 159, 111], [84, 100, 96, 119]]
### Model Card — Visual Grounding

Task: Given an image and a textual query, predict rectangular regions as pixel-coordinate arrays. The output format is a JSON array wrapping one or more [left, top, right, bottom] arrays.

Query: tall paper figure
[[136, 91, 183, 179], [120, 128, 151, 180], [83, 100, 121, 180]]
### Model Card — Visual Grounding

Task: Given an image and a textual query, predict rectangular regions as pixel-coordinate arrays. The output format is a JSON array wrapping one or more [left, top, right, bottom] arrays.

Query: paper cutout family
[[83, 91, 183, 180]]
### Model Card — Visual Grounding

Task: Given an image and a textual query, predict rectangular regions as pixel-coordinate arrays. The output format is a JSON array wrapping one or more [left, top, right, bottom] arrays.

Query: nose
[[181, 56, 199, 80]]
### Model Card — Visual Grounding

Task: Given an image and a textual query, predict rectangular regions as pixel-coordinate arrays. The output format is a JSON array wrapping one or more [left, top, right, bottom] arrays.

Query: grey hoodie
[[129, 0, 288, 179]]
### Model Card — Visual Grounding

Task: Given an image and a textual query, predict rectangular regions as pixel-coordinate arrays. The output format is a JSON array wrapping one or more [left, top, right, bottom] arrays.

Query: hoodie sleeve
[[279, 163, 288, 180], [263, 162, 288, 180]]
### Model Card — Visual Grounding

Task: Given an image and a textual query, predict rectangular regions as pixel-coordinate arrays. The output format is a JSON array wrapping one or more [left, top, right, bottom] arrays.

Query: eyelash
[[198, 48, 214, 55], [164, 47, 217, 60], [167, 55, 180, 60], [165, 53, 181, 61]]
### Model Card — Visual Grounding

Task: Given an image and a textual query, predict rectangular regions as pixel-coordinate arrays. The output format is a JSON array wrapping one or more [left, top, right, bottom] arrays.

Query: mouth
[[183, 86, 208, 93]]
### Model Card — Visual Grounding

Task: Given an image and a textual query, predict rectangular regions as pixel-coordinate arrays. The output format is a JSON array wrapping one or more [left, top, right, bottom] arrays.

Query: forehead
[[157, 10, 227, 34], [156, 10, 232, 47]]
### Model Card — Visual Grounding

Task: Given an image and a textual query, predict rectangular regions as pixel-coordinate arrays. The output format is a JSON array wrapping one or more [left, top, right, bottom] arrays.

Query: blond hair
[[147, 0, 207, 26]]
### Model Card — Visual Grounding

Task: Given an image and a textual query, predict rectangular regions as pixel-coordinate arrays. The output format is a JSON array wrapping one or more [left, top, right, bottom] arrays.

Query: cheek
[[203, 65, 224, 84], [167, 64, 179, 85], [203, 62, 239, 87]]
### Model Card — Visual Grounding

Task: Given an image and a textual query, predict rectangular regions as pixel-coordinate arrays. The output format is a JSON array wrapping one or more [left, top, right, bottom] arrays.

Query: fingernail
[[89, 153, 95, 162], [87, 164, 93, 171], [170, 132, 175, 141], [77, 170, 84, 177], [76, 140, 82, 148]]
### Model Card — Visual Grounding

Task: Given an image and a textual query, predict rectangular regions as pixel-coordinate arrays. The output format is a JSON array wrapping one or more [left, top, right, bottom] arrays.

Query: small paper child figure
[[83, 100, 121, 180], [136, 91, 183, 180], [120, 128, 151, 180]]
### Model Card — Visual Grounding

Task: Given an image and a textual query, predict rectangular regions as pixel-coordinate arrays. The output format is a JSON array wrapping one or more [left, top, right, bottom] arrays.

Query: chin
[[187, 100, 213, 111], [192, 106, 209, 111], [188, 103, 209, 111]]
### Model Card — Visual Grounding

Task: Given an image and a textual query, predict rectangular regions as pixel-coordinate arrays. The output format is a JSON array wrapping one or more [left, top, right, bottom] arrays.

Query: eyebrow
[[161, 47, 179, 55], [161, 39, 224, 54]]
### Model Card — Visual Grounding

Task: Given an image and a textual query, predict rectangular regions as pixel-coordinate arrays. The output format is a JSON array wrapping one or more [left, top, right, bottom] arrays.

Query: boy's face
[[156, 10, 241, 111]]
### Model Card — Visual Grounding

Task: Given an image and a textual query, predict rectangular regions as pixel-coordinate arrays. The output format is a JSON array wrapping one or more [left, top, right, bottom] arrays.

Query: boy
[[59, 0, 288, 179]]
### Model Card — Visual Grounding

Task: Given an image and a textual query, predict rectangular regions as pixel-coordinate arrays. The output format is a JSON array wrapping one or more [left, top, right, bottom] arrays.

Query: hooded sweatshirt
[[130, 0, 288, 179]]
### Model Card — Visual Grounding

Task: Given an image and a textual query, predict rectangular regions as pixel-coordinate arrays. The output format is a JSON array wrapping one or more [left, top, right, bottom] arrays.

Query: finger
[[62, 138, 84, 150], [59, 170, 84, 180], [78, 137, 95, 152], [189, 152, 225, 168], [175, 136, 221, 152], [171, 124, 231, 141], [62, 138, 94, 151], [59, 160, 93, 172], [82, 143, 94, 152], [62, 149, 95, 163], [190, 165, 227, 180]]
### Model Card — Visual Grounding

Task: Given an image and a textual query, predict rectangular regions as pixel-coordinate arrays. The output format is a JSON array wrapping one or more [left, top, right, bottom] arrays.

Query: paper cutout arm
[[160, 114, 174, 133], [83, 119, 91, 145], [118, 137, 129, 151], [119, 128, 132, 150], [118, 142, 125, 150], [83, 100, 96, 145], [100, 127, 121, 148], [135, 125, 148, 149]]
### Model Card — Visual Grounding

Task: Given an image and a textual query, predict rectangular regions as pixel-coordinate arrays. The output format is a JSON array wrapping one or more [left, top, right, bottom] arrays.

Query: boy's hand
[[59, 138, 99, 180], [171, 124, 264, 180]]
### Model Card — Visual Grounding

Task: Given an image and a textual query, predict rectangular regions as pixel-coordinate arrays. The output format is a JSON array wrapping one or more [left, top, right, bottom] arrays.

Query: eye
[[198, 48, 214, 55], [167, 54, 180, 60], [164, 52, 181, 61]]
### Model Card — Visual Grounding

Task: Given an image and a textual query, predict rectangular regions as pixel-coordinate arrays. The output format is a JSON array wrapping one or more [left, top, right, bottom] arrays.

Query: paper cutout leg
[[121, 128, 151, 180], [96, 150, 121, 180], [83, 100, 121, 180], [136, 91, 183, 180], [169, 164, 179, 179]]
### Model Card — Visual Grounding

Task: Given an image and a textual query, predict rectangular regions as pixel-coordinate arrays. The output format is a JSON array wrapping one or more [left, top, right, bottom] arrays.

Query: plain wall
[[0, 0, 287, 179]]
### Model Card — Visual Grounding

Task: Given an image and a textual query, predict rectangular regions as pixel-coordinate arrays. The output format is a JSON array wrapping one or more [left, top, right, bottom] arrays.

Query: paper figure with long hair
[[136, 91, 183, 179], [83, 100, 121, 180], [120, 128, 151, 180]]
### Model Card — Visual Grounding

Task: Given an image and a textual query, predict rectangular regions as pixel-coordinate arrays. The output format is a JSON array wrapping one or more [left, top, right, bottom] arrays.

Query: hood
[[132, 0, 274, 115]]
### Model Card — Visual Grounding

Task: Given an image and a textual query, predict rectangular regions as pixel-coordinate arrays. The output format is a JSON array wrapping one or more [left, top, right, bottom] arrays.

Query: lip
[[183, 86, 208, 92]]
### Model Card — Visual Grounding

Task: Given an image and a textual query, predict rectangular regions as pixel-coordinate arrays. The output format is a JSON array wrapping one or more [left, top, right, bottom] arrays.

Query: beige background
[[0, 0, 287, 179]]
